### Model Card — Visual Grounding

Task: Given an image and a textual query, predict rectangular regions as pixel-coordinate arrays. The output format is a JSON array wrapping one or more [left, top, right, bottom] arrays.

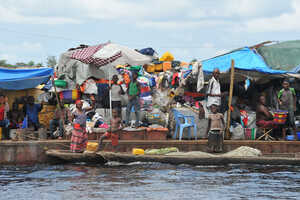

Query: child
[[206, 104, 225, 153], [98, 109, 123, 151], [278, 79, 298, 140]]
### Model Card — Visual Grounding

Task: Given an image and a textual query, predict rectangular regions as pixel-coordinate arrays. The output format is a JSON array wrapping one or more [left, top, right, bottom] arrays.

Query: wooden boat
[[46, 149, 107, 164], [97, 151, 300, 166]]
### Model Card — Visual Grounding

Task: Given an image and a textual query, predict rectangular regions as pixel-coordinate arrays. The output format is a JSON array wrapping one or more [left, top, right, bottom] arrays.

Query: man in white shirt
[[207, 68, 222, 109]]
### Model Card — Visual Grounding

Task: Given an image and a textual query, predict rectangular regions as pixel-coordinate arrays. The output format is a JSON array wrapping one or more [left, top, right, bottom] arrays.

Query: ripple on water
[[1, 164, 300, 200]]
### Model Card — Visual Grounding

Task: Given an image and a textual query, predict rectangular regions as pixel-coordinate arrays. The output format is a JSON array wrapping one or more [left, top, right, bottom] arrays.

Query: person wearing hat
[[278, 79, 298, 140]]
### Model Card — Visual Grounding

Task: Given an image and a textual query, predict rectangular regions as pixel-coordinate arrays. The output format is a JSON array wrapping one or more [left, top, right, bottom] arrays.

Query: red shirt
[[0, 105, 5, 121]]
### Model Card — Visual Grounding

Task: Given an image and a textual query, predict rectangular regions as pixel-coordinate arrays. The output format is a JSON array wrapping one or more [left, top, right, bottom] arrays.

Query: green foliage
[[0, 60, 7, 66], [46, 56, 57, 68], [27, 61, 35, 66]]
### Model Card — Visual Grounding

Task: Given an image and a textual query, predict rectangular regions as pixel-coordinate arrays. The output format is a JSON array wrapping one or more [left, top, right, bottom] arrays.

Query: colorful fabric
[[71, 43, 122, 67], [104, 132, 119, 146], [0, 105, 4, 121], [129, 82, 139, 96], [71, 44, 104, 63], [256, 120, 276, 128], [73, 111, 87, 127], [240, 110, 248, 127], [244, 128, 256, 140], [70, 125, 88, 153], [171, 73, 179, 85]]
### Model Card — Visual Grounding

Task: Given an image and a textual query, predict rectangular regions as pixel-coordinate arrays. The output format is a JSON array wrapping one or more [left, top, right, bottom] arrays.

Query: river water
[[1, 162, 300, 200]]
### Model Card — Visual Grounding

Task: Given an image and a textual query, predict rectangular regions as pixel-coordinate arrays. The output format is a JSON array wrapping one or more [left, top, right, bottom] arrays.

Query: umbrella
[[70, 42, 152, 121], [71, 42, 152, 79]]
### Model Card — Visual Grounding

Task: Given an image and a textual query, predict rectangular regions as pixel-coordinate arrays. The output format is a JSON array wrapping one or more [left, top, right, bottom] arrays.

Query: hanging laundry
[[194, 62, 204, 92]]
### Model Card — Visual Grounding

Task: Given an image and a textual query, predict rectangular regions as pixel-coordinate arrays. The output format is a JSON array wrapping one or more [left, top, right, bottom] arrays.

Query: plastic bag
[[160, 52, 174, 62]]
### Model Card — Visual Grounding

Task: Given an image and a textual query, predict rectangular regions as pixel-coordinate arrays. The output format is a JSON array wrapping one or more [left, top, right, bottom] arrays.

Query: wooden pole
[[109, 71, 112, 132], [51, 76, 65, 134], [51, 76, 62, 109], [225, 60, 235, 139]]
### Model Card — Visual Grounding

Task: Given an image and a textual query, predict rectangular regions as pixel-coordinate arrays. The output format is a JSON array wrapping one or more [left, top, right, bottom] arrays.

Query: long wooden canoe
[[97, 152, 300, 166], [46, 150, 107, 164]]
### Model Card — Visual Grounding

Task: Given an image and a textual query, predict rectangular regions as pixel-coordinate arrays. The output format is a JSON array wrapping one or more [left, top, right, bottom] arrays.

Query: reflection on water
[[1, 162, 300, 200]]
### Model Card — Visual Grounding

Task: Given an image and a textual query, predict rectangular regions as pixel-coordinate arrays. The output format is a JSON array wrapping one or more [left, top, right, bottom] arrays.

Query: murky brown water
[[1, 162, 300, 200]]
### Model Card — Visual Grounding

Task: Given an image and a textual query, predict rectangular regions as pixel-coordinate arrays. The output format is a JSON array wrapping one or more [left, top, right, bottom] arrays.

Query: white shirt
[[111, 84, 121, 101], [207, 76, 221, 107]]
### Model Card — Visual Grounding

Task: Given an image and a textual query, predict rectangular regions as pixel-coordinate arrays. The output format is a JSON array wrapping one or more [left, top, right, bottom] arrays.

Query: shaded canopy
[[0, 67, 53, 90], [257, 40, 300, 71], [202, 47, 287, 74]]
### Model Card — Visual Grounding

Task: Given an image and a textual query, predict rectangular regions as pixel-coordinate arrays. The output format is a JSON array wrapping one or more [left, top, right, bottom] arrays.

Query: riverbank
[[1, 140, 300, 165]]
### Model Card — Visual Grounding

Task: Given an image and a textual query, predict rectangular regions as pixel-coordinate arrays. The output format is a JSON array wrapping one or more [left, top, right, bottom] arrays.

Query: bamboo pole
[[51, 76, 65, 134], [51, 76, 62, 109], [225, 60, 235, 139]]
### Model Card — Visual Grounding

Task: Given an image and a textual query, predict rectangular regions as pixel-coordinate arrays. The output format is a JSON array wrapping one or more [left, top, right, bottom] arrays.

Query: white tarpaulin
[[92, 43, 152, 66]]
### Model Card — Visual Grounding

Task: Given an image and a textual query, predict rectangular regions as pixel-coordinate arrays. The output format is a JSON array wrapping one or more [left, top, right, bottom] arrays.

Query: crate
[[163, 62, 172, 71], [146, 64, 155, 73], [154, 63, 163, 72], [120, 128, 146, 140], [146, 128, 168, 140]]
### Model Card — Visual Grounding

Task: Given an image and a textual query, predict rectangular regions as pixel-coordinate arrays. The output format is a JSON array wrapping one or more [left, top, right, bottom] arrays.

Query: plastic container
[[86, 142, 99, 152], [163, 62, 172, 71], [54, 80, 67, 88], [155, 63, 163, 72], [146, 64, 155, 73], [132, 148, 144, 155], [286, 132, 300, 141]]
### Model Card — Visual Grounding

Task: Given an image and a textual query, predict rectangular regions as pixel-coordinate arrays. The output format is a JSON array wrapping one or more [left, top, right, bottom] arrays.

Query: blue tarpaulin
[[290, 64, 300, 73], [0, 67, 54, 90], [202, 47, 288, 74]]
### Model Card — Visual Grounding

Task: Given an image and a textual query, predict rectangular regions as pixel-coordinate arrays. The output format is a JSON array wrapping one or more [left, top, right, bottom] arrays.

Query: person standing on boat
[[110, 75, 125, 116], [206, 104, 225, 153], [49, 105, 70, 140], [23, 96, 43, 130], [256, 95, 275, 128], [125, 71, 141, 127], [278, 79, 298, 140], [70, 100, 88, 153], [207, 68, 222, 111]]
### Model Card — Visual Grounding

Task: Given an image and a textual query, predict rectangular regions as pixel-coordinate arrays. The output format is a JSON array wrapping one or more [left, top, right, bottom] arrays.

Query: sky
[[1, 0, 300, 65]]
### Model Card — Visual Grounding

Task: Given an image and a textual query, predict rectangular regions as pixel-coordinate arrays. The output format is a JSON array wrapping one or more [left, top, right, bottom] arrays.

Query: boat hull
[[46, 150, 107, 164], [97, 152, 300, 166]]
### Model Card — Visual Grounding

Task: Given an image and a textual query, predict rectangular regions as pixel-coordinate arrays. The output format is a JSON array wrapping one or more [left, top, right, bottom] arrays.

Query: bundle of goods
[[59, 89, 79, 101], [153, 61, 163, 72], [54, 79, 67, 88], [138, 76, 153, 111], [160, 52, 174, 62], [144, 108, 166, 126], [38, 104, 56, 128]]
